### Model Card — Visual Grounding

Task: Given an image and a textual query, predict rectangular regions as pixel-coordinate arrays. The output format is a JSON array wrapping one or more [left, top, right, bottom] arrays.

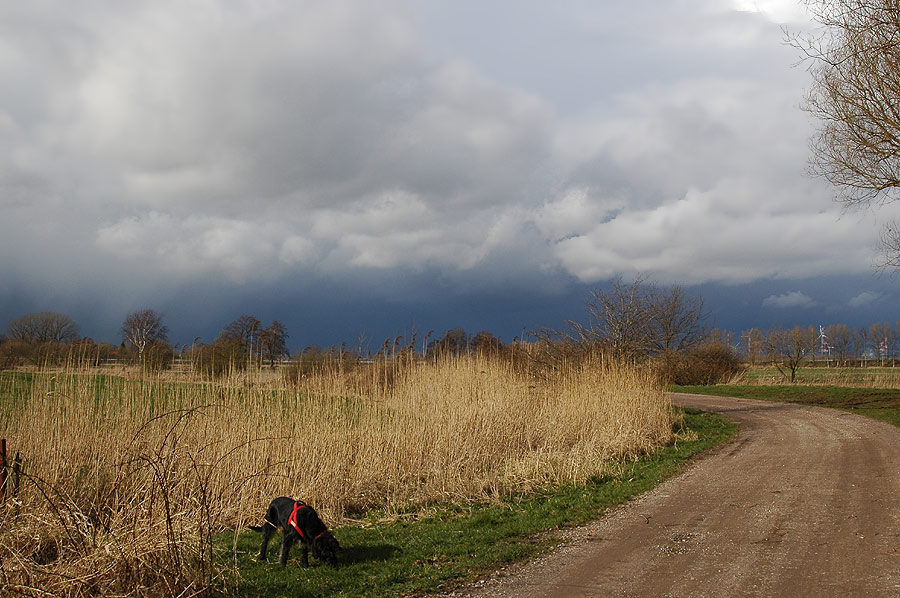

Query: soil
[[436, 393, 900, 597]]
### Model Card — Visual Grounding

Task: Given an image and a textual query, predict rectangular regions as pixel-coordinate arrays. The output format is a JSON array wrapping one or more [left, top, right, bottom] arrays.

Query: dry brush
[[0, 353, 673, 596]]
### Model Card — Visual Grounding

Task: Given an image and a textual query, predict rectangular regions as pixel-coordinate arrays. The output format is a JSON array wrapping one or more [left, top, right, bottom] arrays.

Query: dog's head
[[312, 532, 341, 566]]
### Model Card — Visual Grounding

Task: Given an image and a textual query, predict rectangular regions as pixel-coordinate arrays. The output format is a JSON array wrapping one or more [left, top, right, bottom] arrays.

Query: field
[[736, 364, 900, 388], [0, 354, 696, 597]]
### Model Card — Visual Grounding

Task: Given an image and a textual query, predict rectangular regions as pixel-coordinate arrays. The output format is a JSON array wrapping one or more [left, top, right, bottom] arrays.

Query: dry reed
[[0, 353, 673, 597]]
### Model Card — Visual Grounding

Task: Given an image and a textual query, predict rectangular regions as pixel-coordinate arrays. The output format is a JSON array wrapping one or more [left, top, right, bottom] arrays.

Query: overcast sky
[[3, 0, 900, 351]]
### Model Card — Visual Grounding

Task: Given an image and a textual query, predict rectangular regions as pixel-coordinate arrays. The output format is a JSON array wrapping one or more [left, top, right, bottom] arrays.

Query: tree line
[[2, 283, 898, 384], [0, 310, 289, 375], [729, 322, 900, 382], [0, 309, 518, 374]]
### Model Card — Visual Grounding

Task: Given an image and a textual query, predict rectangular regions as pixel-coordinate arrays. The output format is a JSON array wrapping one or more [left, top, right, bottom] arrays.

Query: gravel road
[[437, 393, 900, 597]]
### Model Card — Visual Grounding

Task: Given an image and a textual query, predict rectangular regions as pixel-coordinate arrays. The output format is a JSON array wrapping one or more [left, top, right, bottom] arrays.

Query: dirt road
[[439, 393, 900, 597]]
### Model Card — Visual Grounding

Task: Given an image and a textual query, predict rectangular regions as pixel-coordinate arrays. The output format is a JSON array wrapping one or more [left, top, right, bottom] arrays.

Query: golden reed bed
[[0, 354, 673, 596]]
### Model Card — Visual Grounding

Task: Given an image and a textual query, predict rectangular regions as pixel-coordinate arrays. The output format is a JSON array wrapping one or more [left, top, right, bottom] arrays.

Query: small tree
[[766, 325, 817, 383], [854, 326, 871, 362], [568, 275, 654, 359], [826, 323, 854, 365], [647, 284, 708, 368], [258, 320, 289, 368], [218, 314, 262, 365], [869, 322, 895, 364], [741, 328, 764, 365], [428, 328, 469, 357], [121, 309, 169, 366]]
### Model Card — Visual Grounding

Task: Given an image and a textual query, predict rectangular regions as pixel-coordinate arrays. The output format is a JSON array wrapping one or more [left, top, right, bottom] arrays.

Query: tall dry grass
[[0, 353, 673, 597]]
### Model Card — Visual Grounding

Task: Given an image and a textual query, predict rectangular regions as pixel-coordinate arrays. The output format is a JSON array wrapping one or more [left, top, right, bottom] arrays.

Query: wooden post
[[0, 438, 6, 503], [13, 451, 21, 498]]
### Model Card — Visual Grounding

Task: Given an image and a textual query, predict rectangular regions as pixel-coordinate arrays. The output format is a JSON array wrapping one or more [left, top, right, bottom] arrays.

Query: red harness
[[287, 500, 328, 541]]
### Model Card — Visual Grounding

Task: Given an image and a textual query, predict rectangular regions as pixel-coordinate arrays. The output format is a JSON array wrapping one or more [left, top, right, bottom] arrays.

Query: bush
[[191, 340, 245, 378], [142, 342, 175, 373], [0, 339, 31, 370], [664, 343, 746, 385], [281, 346, 361, 387]]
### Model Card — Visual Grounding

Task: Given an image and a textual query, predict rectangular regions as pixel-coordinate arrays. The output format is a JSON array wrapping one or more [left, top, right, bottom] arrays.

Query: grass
[[737, 365, 900, 388], [0, 354, 681, 596], [218, 408, 737, 597], [674, 384, 900, 428]]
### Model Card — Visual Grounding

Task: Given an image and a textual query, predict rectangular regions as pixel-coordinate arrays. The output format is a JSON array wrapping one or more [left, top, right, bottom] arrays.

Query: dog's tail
[[247, 519, 277, 533]]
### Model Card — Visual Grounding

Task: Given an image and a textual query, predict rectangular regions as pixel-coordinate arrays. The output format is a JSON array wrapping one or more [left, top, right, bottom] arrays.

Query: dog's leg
[[259, 523, 275, 561], [300, 543, 310, 568], [279, 532, 294, 567]]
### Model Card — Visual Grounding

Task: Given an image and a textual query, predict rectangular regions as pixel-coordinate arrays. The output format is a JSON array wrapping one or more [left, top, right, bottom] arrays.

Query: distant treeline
[[6, 286, 898, 384]]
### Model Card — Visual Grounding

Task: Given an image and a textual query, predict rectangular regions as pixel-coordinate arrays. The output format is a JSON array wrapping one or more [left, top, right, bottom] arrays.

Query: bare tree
[[258, 320, 289, 368], [219, 315, 261, 350], [215, 314, 262, 368], [795, 0, 900, 264], [567, 276, 707, 361], [741, 328, 765, 365], [826, 323, 854, 364], [708, 328, 735, 348], [568, 276, 655, 359], [647, 284, 708, 357], [7, 312, 80, 343], [869, 321, 895, 363], [121, 309, 168, 362], [766, 325, 817, 383]]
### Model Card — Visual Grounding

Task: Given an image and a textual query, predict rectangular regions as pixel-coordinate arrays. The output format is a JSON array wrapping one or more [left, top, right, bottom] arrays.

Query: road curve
[[439, 393, 900, 597]]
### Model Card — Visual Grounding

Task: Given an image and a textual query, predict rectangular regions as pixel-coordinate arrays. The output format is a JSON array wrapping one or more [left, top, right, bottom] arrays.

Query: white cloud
[[537, 70, 880, 284], [762, 291, 816, 309], [848, 291, 882, 308]]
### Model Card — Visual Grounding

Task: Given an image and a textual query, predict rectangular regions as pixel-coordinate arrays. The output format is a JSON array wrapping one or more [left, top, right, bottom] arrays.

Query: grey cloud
[[2, 1, 554, 282], [848, 291, 882, 308], [762, 291, 816, 309], [0, 0, 891, 345]]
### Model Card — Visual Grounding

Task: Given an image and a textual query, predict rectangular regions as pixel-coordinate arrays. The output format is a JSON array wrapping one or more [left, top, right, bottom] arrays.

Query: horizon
[[6, 271, 900, 355]]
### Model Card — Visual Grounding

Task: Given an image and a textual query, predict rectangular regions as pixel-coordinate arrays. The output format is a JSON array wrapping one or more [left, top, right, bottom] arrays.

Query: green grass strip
[[674, 384, 900, 428], [217, 409, 737, 597]]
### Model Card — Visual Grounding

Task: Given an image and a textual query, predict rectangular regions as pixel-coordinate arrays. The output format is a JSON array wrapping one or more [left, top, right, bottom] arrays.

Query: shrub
[[141, 342, 174, 373], [667, 342, 746, 385], [282, 346, 362, 387], [0, 339, 31, 370], [191, 340, 245, 378]]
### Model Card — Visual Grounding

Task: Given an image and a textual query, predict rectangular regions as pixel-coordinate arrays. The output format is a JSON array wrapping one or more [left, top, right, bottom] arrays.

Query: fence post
[[13, 451, 21, 497], [0, 438, 6, 503]]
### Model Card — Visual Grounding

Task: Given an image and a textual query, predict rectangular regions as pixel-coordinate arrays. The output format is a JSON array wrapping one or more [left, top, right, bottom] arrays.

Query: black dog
[[248, 497, 341, 567]]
